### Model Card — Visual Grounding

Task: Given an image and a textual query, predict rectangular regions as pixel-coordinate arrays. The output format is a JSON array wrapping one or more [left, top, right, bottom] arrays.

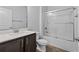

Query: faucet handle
[[13, 29, 19, 33]]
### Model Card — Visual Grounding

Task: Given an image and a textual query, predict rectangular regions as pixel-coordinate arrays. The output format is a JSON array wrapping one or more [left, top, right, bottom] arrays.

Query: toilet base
[[37, 44, 46, 52]]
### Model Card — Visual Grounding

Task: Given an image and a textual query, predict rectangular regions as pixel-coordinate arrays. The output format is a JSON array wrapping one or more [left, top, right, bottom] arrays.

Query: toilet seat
[[37, 39, 48, 45]]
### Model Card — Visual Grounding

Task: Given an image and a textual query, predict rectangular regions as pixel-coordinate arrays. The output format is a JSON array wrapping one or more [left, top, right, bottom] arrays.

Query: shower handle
[[45, 27, 48, 29]]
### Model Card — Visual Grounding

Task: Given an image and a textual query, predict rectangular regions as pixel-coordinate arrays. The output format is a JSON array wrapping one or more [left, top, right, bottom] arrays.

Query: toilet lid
[[37, 39, 48, 45]]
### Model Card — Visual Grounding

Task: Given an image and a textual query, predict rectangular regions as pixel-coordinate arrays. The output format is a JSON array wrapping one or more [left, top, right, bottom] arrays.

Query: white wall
[[0, 6, 27, 29], [27, 6, 41, 33]]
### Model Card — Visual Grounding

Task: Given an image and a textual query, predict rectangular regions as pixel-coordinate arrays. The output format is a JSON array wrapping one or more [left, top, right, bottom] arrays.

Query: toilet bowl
[[37, 39, 48, 52], [36, 32, 48, 52]]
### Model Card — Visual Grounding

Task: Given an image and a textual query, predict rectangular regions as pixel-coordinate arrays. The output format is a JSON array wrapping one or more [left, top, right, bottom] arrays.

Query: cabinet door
[[0, 38, 24, 52], [25, 33, 36, 52]]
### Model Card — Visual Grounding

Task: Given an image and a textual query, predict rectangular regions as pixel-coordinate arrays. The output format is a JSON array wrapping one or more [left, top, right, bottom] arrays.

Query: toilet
[[36, 32, 48, 52]]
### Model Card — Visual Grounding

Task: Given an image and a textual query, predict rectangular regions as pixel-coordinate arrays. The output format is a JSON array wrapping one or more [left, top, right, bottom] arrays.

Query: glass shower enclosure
[[43, 7, 78, 41]]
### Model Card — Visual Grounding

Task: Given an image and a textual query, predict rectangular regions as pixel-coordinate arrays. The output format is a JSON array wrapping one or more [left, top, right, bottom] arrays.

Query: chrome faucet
[[9, 27, 19, 33]]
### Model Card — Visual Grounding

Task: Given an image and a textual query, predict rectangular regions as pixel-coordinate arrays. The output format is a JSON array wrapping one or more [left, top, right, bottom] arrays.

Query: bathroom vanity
[[0, 31, 36, 52]]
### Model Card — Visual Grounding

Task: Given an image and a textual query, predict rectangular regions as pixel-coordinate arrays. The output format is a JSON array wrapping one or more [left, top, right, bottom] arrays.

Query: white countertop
[[0, 30, 35, 43]]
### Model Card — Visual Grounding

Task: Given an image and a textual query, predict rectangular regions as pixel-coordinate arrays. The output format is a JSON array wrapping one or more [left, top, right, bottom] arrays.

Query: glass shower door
[[44, 8, 74, 41]]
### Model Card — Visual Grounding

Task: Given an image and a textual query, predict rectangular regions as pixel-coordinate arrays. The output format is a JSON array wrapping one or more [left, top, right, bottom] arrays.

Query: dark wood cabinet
[[24, 33, 36, 52], [0, 33, 36, 52], [0, 38, 24, 52]]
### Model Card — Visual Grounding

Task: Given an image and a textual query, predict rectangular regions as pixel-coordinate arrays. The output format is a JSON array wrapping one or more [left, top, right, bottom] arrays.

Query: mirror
[[0, 6, 27, 31]]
